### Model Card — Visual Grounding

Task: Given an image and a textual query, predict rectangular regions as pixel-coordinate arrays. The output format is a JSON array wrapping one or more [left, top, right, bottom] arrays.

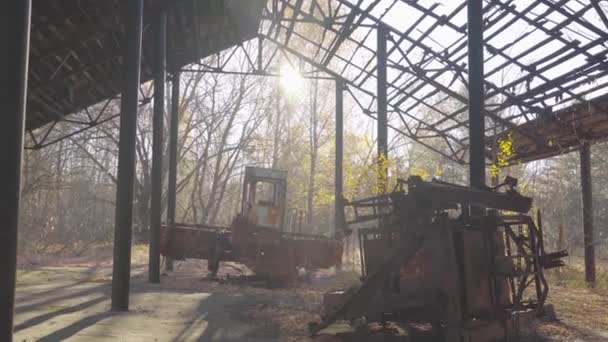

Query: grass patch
[[16, 270, 52, 287], [545, 264, 608, 295]]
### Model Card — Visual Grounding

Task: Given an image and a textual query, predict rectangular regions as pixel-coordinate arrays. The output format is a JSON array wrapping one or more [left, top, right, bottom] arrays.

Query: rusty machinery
[[311, 176, 566, 341], [160, 166, 342, 283]]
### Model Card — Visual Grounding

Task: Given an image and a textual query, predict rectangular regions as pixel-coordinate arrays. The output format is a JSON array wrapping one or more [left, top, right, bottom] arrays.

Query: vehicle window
[[255, 182, 276, 205]]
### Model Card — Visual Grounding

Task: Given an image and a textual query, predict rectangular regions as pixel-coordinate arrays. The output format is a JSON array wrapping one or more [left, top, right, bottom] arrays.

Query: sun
[[279, 63, 306, 97]]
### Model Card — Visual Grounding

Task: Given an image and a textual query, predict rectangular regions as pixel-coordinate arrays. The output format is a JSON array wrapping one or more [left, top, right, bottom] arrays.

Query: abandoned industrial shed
[[3, 0, 608, 341]]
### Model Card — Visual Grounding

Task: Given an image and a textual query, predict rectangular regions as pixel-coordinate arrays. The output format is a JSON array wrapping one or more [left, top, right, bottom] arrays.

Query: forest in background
[[18, 30, 608, 271]]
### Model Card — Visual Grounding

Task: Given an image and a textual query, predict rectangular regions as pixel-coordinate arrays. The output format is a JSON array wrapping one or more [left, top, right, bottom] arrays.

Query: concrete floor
[[13, 259, 608, 342], [14, 262, 301, 342]]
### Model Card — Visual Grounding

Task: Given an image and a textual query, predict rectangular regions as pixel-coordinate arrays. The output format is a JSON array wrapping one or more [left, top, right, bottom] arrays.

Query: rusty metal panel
[[160, 224, 229, 261], [462, 230, 493, 315], [244, 166, 287, 181]]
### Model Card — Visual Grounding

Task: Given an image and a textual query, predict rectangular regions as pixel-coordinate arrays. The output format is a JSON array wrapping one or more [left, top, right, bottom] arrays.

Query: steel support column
[[0, 1, 31, 340], [334, 79, 344, 271], [377, 25, 388, 194], [111, 0, 144, 311], [580, 142, 596, 286], [335, 79, 344, 232], [149, 9, 166, 284], [166, 71, 180, 272], [467, 0, 485, 188]]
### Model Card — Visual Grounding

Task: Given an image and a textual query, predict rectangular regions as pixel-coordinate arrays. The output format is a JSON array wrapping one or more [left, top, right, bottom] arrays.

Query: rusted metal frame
[[24, 96, 117, 149], [337, 23, 377, 83], [513, 66, 608, 112], [308, 0, 327, 22], [441, 42, 607, 135], [368, 12, 431, 91], [388, 53, 466, 114], [539, 0, 607, 40], [396, 48, 535, 135], [491, 0, 607, 74], [273, 0, 291, 40], [483, 41, 587, 108], [481, 6, 580, 81], [320, 0, 366, 59], [261, 14, 347, 25], [222, 45, 254, 71], [268, 2, 379, 69], [263, 24, 467, 153], [392, 59, 468, 110], [398, 88, 443, 119], [493, 58, 605, 111], [550, 78, 608, 109], [26, 121, 57, 150], [268, 2, 378, 86], [592, 0, 608, 31], [388, 63, 469, 134], [432, 35, 574, 133], [354, 2, 451, 89], [506, 3, 605, 71], [321, 1, 367, 68], [266, 24, 374, 83], [388, 67, 462, 129], [342, 81, 462, 163], [331, 0, 401, 74], [270, 0, 393, 103], [343, 86, 374, 117], [193, 45, 250, 73], [331, 0, 542, 146], [27, 113, 121, 150], [391, 109, 465, 162], [397, 65, 541, 150], [282, 0, 304, 47], [373, 1, 467, 89], [296, 1, 333, 59], [346, 1, 460, 91], [394, 1, 572, 131], [266, 2, 333, 65], [389, 43, 465, 109], [302, 0, 337, 62], [399, 0, 466, 33], [262, 1, 361, 27], [385, 12, 471, 103], [330, 16, 386, 87], [522, 63, 608, 107], [181, 67, 334, 80], [259, 36, 282, 72]]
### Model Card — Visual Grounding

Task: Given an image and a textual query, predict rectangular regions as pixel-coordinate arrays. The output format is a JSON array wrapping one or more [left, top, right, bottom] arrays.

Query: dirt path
[[13, 256, 608, 342]]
